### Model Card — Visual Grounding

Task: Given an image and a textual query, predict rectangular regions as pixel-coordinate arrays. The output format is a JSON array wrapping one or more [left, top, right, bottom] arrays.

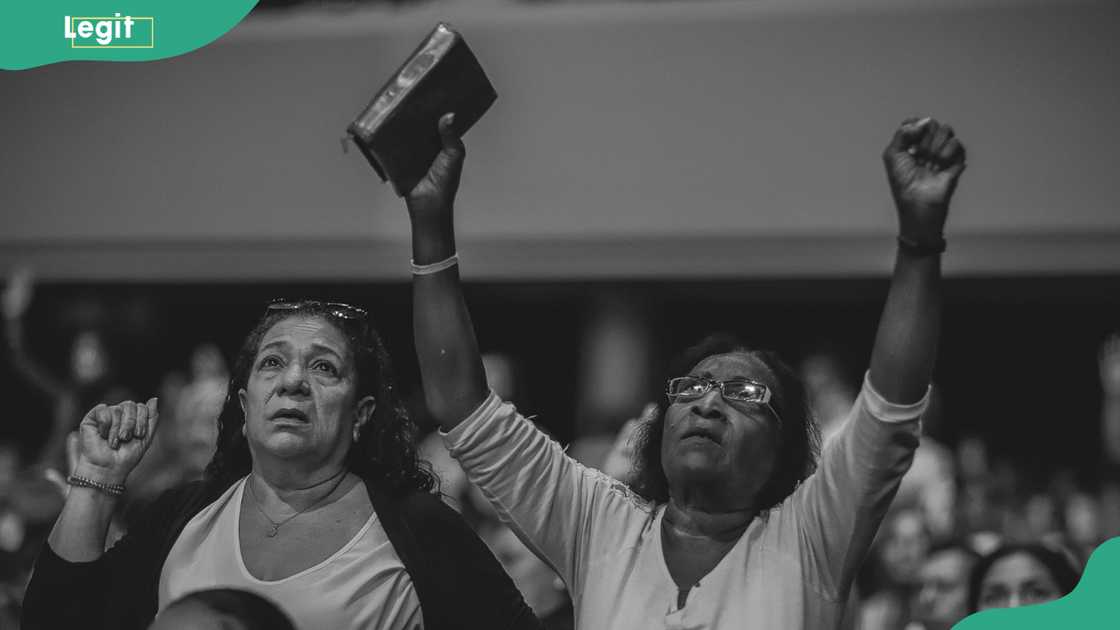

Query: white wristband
[[410, 253, 459, 275]]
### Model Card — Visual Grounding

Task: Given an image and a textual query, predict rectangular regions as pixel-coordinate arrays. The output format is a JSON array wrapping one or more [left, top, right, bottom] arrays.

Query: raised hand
[[405, 113, 466, 224], [73, 398, 160, 486], [882, 117, 967, 243], [2, 267, 34, 321]]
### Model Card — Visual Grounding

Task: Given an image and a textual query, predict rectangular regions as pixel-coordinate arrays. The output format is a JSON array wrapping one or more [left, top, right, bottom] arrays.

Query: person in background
[[1060, 492, 1102, 563], [601, 403, 658, 484], [2, 268, 130, 470], [799, 352, 857, 445], [907, 541, 980, 630], [403, 111, 965, 629], [150, 588, 296, 630], [967, 543, 1081, 612], [128, 371, 192, 502], [1099, 334, 1120, 470], [0, 437, 68, 630], [857, 508, 932, 630], [173, 343, 229, 478]]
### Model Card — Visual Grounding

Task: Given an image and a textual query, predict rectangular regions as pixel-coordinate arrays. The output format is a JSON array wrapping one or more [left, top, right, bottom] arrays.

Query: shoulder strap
[[365, 484, 447, 629], [366, 483, 542, 630]]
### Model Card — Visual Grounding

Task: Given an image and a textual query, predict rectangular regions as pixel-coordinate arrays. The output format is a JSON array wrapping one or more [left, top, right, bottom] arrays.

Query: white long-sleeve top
[[444, 372, 926, 630]]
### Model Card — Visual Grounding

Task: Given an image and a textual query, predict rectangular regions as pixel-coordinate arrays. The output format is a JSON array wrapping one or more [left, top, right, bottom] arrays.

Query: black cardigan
[[22, 478, 541, 630]]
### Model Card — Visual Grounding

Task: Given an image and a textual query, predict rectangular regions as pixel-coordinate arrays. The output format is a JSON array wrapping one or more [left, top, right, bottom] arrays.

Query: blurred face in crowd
[[881, 509, 930, 585], [1065, 493, 1101, 547], [191, 343, 228, 381], [661, 353, 780, 508], [150, 600, 246, 630], [71, 330, 108, 384], [913, 548, 976, 629], [238, 316, 373, 469], [1024, 494, 1057, 538], [977, 552, 1064, 610]]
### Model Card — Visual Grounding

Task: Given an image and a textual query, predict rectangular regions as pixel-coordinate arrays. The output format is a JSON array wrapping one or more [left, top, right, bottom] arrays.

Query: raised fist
[[73, 398, 160, 486], [883, 117, 967, 243], [405, 113, 466, 224]]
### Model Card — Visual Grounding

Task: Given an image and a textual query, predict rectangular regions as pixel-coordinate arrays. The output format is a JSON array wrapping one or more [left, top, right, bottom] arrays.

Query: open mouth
[[681, 426, 722, 444], [270, 408, 310, 423]]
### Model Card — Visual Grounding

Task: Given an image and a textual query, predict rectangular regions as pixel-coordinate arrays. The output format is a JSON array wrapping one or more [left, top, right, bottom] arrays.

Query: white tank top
[[158, 476, 423, 630]]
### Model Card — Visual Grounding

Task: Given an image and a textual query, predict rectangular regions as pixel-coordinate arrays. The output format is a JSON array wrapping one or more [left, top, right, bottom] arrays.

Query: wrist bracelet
[[897, 235, 946, 256], [67, 474, 125, 497], [410, 253, 459, 275]]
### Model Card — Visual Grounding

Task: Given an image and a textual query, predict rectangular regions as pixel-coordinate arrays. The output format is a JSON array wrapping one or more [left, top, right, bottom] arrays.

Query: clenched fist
[[883, 117, 967, 245], [73, 398, 160, 486], [405, 113, 465, 225]]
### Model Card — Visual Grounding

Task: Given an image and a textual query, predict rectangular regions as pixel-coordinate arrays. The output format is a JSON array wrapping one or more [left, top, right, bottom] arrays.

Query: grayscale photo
[[1, 1, 1118, 628]]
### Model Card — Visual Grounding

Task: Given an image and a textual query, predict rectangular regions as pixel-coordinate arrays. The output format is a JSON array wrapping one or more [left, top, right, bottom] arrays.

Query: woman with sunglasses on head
[[406, 113, 966, 629], [23, 300, 540, 630]]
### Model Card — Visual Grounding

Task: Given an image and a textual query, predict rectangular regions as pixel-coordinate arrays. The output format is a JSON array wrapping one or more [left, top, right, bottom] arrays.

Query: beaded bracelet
[[67, 474, 125, 497], [410, 253, 459, 275]]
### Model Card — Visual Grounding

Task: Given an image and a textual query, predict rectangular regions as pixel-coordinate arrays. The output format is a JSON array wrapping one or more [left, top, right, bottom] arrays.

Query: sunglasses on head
[[266, 299, 368, 321]]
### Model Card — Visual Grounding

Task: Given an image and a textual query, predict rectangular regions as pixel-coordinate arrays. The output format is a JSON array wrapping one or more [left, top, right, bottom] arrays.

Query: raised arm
[[792, 118, 966, 600], [405, 114, 489, 430], [400, 117, 650, 595], [870, 117, 966, 403], [46, 398, 159, 561], [3, 268, 68, 400], [23, 399, 161, 628]]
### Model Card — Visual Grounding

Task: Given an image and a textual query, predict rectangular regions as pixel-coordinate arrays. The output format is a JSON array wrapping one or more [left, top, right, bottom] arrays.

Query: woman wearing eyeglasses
[[406, 114, 965, 629], [23, 300, 540, 630]]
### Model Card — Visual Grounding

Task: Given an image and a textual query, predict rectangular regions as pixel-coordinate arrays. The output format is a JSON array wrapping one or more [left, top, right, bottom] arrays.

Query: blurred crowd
[[1, 271, 1116, 629]]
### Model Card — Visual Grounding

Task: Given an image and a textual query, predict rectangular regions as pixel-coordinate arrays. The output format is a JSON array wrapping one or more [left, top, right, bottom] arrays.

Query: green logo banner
[[2, 1, 259, 70], [955, 536, 1120, 629]]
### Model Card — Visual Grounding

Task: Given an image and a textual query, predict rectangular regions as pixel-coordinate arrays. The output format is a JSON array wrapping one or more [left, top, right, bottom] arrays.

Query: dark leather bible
[[347, 23, 497, 196]]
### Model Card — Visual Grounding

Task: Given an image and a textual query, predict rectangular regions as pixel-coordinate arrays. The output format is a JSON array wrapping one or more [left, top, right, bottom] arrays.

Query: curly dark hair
[[630, 333, 821, 511], [203, 302, 435, 496]]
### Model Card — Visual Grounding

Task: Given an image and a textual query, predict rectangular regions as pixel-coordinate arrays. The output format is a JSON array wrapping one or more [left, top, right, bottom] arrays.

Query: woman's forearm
[[411, 214, 489, 431], [868, 249, 941, 405], [47, 483, 118, 562], [870, 117, 963, 404]]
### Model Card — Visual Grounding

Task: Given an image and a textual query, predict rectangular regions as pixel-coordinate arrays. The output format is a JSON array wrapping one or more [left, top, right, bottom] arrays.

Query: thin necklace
[[246, 468, 349, 538]]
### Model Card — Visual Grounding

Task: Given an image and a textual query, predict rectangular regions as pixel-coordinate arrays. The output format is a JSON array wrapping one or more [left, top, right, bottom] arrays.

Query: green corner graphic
[[2, 1, 258, 70], [955, 537, 1120, 629]]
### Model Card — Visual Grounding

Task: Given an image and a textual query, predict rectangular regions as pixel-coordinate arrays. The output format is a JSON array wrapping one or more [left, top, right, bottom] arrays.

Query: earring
[[352, 426, 361, 442]]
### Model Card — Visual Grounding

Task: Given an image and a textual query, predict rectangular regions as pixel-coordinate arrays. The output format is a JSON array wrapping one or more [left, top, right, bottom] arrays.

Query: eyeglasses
[[267, 299, 368, 321], [666, 376, 781, 424]]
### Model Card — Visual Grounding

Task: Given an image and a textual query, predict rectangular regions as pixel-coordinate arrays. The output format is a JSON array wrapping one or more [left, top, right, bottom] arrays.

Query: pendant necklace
[[247, 468, 349, 538]]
